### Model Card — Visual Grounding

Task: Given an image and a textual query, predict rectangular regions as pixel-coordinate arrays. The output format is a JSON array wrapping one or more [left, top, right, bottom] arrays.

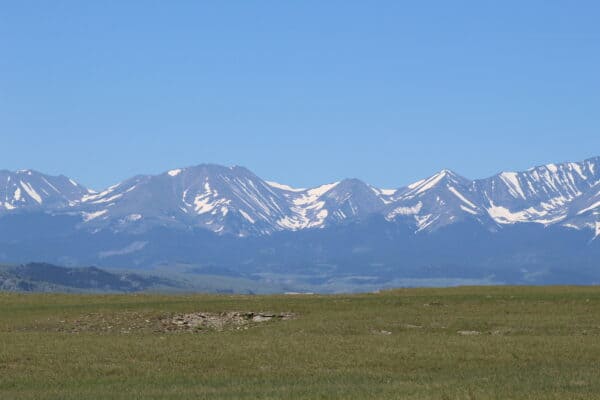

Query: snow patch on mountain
[[266, 181, 305, 192], [387, 202, 423, 219], [487, 202, 533, 224], [239, 209, 255, 223], [123, 213, 142, 222], [407, 178, 426, 190], [82, 183, 122, 203], [460, 205, 478, 215], [371, 187, 397, 196], [273, 182, 340, 230], [193, 182, 230, 215], [499, 172, 526, 199], [570, 162, 587, 179], [486, 201, 563, 225], [448, 186, 478, 209], [299, 182, 340, 202], [413, 171, 448, 195], [415, 214, 439, 232], [20, 181, 43, 204], [577, 200, 600, 215], [83, 209, 108, 222]]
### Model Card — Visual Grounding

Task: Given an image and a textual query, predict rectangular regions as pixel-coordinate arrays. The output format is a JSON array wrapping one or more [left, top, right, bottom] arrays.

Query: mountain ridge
[[1, 157, 599, 239]]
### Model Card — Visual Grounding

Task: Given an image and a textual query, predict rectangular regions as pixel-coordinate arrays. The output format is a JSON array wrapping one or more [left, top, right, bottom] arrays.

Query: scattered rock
[[490, 328, 512, 336], [457, 330, 481, 336], [162, 311, 295, 332], [372, 329, 392, 335]]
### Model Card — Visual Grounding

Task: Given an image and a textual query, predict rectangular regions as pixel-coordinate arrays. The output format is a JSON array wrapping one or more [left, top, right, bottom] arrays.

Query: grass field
[[1, 286, 600, 399]]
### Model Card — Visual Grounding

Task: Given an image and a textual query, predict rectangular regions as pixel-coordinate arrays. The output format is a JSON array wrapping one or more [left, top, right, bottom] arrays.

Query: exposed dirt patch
[[160, 311, 296, 332]]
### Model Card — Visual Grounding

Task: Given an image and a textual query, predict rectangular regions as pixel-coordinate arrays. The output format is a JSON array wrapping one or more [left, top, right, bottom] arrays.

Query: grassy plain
[[1, 286, 600, 399]]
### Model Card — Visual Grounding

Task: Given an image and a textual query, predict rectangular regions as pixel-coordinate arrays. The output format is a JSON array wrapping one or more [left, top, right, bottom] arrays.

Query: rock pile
[[162, 311, 295, 332]]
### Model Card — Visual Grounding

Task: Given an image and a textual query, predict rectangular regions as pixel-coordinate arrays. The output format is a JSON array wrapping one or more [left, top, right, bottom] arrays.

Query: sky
[[1, 1, 599, 191]]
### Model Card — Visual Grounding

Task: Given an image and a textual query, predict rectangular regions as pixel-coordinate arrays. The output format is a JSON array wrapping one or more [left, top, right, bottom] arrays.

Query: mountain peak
[[402, 169, 467, 197], [437, 168, 456, 176], [0, 170, 89, 213]]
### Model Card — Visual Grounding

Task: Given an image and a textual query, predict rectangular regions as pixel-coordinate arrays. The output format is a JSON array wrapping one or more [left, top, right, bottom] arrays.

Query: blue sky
[[1, 1, 599, 190]]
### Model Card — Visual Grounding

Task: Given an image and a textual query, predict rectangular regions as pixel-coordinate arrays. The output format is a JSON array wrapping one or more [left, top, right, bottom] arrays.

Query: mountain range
[[1, 156, 599, 292], [2, 156, 599, 237]]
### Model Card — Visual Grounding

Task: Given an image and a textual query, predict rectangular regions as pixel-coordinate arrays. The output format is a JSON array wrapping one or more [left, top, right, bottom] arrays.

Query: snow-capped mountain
[[384, 169, 493, 232], [562, 181, 600, 236], [474, 160, 600, 227], [377, 157, 600, 236], [272, 179, 388, 230], [0, 169, 89, 214], [75, 165, 292, 235], [0, 156, 599, 239]]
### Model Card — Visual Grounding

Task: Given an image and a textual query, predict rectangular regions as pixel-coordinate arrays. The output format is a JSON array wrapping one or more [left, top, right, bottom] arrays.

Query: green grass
[[1, 286, 600, 399]]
